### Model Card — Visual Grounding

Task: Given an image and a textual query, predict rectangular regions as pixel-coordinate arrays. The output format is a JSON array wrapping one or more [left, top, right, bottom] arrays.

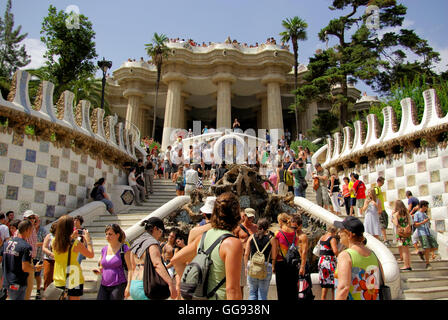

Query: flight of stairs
[[80, 178, 178, 300]]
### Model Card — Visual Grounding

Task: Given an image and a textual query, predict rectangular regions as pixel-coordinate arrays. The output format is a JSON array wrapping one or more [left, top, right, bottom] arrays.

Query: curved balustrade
[[0, 70, 139, 163], [294, 196, 401, 299], [321, 89, 448, 168]]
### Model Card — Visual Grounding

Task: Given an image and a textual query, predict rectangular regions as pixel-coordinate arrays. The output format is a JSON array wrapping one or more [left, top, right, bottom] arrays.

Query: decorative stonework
[[430, 170, 441, 183], [60, 170, 68, 183], [0, 143, 7, 156], [407, 175, 416, 187], [6, 186, 19, 200], [50, 155, 59, 168], [9, 159, 22, 173], [419, 184, 429, 196], [417, 161, 427, 173], [25, 149, 36, 163], [12, 132, 24, 146]]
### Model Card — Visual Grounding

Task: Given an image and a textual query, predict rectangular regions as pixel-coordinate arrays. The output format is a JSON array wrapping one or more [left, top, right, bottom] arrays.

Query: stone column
[[161, 72, 186, 151], [123, 89, 144, 131], [256, 93, 268, 130], [212, 73, 236, 129], [262, 74, 285, 136]]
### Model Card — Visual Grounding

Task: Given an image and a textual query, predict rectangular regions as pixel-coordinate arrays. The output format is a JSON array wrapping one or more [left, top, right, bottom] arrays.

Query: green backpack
[[284, 170, 294, 187], [180, 231, 235, 300]]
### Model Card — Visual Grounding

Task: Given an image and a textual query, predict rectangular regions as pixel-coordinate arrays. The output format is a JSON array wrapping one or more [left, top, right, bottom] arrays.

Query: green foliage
[[290, 139, 322, 154], [25, 125, 35, 135], [369, 74, 448, 126], [40, 5, 98, 98], [306, 111, 339, 139], [0, 0, 30, 79]]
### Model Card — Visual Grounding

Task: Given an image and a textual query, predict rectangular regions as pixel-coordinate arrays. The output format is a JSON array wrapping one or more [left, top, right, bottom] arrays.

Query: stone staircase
[[77, 178, 177, 300]]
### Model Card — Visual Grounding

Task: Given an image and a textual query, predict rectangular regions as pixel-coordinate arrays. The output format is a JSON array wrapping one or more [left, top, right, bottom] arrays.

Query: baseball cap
[[23, 210, 37, 218], [146, 217, 165, 232], [200, 196, 216, 214], [334, 216, 364, 236], [244, 208, 256, 218]]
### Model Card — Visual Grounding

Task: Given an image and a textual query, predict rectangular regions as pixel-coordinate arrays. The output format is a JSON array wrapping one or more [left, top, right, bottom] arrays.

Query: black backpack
[[120, 244, 128, 271], [90, 186, 99, 199], [297, 169, 308, 190], [279, 231, 300, 268]]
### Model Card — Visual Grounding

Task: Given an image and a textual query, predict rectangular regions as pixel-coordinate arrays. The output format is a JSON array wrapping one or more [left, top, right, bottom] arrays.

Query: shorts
[[171, 164, 178, 174], [316, 187, 330, 207], [176, 183, 185, 191], [100, 199, 114, 210], [350, 198, 357, 207], [56, 283, 84, 297], [164, 161, 171, 171], [204, 163, 212, 171], [419, 235, 439, 249], [356, 198, 365, 208], [33, 259, 42, 277], [379, 210, 388, 229], [130, 280, 149, 300]]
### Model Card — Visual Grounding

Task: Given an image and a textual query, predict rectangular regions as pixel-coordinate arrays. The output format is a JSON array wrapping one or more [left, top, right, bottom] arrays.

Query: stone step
[[397, 260, 448, 269], [402, 286, 448, 300], [398, 267, 448, 280], [402, 276, 448, 290]]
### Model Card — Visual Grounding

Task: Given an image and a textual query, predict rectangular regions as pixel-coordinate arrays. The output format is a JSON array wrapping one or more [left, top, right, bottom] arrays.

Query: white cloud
[[20, 38, 47, 70]]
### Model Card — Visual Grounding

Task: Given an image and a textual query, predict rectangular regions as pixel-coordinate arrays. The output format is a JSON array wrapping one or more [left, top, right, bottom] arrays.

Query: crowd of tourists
[[167, 36, 290, 50]]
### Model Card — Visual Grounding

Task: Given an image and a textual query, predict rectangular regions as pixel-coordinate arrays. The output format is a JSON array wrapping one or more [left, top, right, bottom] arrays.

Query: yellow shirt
[[52, 239, 84, 288], [349, 181, 355, 198]]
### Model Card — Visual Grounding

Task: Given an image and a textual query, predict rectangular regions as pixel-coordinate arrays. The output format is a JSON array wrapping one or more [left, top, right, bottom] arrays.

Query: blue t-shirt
[[408, 197, 419, 210], [95, 185, 105, 201], [414, 211, 431, 237], [0, 237, 32, 286]]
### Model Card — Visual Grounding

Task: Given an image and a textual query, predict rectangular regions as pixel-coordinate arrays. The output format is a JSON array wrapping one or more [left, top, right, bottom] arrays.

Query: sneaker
[[35, 289, 41, 300], [425, 263, 432, 270], [384, 240, 391, 247]]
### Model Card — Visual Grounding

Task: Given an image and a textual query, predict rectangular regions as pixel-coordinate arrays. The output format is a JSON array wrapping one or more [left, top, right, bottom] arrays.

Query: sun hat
[[23, 210, 37, 218], [244, 208, 256, 218], [200, 196, 216, 214]]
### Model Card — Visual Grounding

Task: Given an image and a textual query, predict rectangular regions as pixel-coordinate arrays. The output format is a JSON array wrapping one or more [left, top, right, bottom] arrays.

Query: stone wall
[[0, 70, 144, 221], [314, 88, 448, 234]]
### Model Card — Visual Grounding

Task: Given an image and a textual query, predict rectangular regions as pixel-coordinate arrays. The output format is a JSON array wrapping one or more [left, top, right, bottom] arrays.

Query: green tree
[[40, 5, 97, 98], [304, 0, 440, 128], [0, 0, 30, 90], [145, 32, 169, 139], [280, 16, 308, 140]]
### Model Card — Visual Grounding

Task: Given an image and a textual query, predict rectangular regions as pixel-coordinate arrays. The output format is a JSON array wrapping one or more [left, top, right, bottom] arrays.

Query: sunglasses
[[28, 217, 36, 220]]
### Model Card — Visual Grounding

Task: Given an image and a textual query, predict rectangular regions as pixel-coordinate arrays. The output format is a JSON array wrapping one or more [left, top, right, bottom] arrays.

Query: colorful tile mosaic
[[0, 171, 4, 184], [387, 180, 395, 190], [39, 141, 50, 153], [50, 155, 59, 168], [62, 148, 71, 159], [81, 154, 88, 164], [45, 205, 55, 217], [6, 186, 19, 200], [396, 166, 404, 177], [79, 174, 86, 186], [69, 184, 77, 196], [36, 165, 47, 178], [58, 194, 66, 206], [398, 188, 406, 199], [407, 175, 416, 187], [419, 184, 429, 196], [60, 170, 68, 183], [428, 146, 438, 158], [9, 158, 21, 173], [25, 149, 36, 163], [0, 143, 7, 156], [96, 158, 102, 169], [70, 160, 78, 174], [19, 201, 31, 214], [88, 166, 94, 177], [49, 181, 56, 191], [12, 132, 24, 146], [432, 195, 443, 208], [34, 190, 45, 203], [430, 170, 440, 183], [435, 220, 445, 233], [417, 161, 427, 173], [22, 175, 34, 189]]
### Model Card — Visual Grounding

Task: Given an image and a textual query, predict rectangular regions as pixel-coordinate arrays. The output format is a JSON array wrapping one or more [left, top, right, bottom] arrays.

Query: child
[[413, 200, 439, 269]]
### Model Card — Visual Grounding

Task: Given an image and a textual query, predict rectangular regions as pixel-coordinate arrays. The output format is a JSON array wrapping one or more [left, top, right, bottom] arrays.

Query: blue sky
[[9, 0, 448, 96]]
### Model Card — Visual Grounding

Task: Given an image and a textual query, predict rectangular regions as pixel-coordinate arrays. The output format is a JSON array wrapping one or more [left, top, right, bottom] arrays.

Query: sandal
[[400, 267, 412, 271], [417, 251, 425, 261]]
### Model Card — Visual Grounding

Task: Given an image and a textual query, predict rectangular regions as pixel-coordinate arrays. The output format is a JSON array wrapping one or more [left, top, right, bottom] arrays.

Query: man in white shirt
[[184, 163, 199, 195], [170, 146, 183, 174], [128, 167, 144, 206], [202, 144, 213, 179], [0, 213, 10, 247]]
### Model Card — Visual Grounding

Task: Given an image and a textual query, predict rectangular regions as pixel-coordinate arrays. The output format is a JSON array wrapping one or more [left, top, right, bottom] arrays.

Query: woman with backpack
[[244, 218, 278, 300], [94, 224, 131, 300]]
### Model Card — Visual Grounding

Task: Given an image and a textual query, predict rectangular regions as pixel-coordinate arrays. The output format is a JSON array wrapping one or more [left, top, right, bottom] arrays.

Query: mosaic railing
[[0, 70, 141, 165]]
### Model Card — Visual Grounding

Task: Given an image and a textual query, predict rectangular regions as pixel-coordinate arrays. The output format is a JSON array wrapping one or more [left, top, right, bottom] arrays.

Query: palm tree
[[145, 32, 170, 140], [280, 17, 308, 140]]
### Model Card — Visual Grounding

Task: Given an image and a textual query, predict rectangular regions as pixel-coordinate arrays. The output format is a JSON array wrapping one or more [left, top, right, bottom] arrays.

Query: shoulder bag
[[43, 243, 73, 300], [143, 246, 171, 300], [371, 251, 392, 300]]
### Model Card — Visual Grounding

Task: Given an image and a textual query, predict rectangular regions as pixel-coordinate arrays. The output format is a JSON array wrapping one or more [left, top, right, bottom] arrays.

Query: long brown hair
[[210, 192, 241, 231], [394, 200, 409, 223], [105, 224, 126, 243], [53, 215, 74, 253]]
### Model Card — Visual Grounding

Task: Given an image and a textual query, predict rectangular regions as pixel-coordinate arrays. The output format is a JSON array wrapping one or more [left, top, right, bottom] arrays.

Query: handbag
[[397, 215, 412, 238], [143, 246, 170, 300], [313, 177, 319, 191], [43, 243, 73, 300], [312, 242, 321, 257], [372, 252, 392, 300]]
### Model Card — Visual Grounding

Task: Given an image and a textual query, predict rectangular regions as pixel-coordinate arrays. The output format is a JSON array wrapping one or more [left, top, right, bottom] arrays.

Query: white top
[[0, 224, 10, 241], [105, 254, 115, 262], [203, 148, 213, 163], [171, 149, 182, 165], [128, 171, 137, 187], [185, 168, 199, 185]]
